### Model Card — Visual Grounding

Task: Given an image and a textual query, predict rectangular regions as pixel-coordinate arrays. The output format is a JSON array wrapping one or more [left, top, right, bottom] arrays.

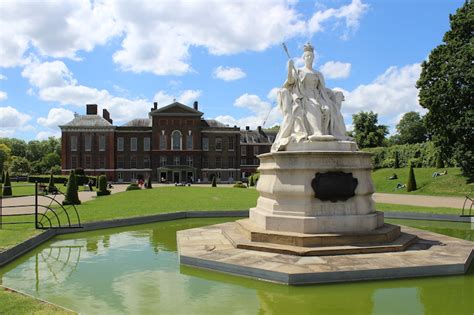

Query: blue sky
[[0, 0, 464, 140]]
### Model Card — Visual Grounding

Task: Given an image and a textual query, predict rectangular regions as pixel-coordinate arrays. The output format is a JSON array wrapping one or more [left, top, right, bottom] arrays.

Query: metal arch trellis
[[0, 182, 82, 230]]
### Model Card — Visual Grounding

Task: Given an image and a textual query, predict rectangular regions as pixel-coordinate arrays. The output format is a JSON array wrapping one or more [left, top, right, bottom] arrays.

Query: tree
[[146, 175, 152, 189], [393, 112, 428, 144], [394, 151, 400, 169], [9, 156, 30, 176], [48, 171, 56, 192], [2, 171, 12, 196], [416, 1, 473, 180], [406, 162, 417, 192], [211, 176, 217, 187], [350, 111, 389, 148], [0, 138, 27, 157], [0, 143, 11, 173], [63, 170, 81, 205]]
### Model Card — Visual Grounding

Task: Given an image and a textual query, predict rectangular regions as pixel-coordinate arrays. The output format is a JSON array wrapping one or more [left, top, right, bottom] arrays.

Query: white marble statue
[[271, 43, 349, 152]]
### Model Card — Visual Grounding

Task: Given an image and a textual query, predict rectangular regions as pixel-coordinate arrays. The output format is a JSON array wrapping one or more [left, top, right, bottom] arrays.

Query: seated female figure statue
[[272, 43, 349, 152]]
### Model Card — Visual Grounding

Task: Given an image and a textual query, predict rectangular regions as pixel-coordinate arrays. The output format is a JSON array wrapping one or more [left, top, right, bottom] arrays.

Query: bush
[[96, 175, 110, 196], [126, 183, 141, 191], [394, 151, 400, 169], [406, 163, 417, 192], [233, 181, 247, 188], [381, 158, 395, 168], [63, 170, 81, 205], [436, 154, 445, 169], [2, 171, 12, 196], [48, 172, 56, 192], [211, 176, 217, 187]]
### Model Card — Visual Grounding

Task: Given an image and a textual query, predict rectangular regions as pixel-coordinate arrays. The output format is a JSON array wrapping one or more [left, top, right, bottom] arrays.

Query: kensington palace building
[[60, 102, 275, 183]]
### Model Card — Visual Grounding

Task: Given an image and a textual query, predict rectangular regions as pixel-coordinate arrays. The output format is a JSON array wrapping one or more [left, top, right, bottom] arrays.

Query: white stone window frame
[[228, 136, 234, 151], [187, 131, 193, 150], [131, 137, 138, 152], [160, 156, 167, 167], [202, 137, 209, 151], [99, 135, 106, 151], [144, 137, 151, 151], [174, 156, 180, 165], [187, 156, 193, 167], [84, 135, 92, 152], [160, 131, 167, 150], [171, 130, 183, 151], [70, 136, 77, 152], [215, 137, 222, 151], [117, 137, 124, 152], [241, 146, 247, 156]]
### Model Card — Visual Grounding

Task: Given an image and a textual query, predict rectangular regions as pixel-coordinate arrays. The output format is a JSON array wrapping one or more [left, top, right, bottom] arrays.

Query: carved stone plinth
[[250, 149, 382, 234]]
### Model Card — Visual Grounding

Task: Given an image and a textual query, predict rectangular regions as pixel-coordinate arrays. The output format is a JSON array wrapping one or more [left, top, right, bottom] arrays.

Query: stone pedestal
[[250, 148, 383, 234]]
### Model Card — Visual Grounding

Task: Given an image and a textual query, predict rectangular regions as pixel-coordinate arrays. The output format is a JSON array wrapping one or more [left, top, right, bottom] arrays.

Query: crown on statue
[[303, 42, 314, 53]]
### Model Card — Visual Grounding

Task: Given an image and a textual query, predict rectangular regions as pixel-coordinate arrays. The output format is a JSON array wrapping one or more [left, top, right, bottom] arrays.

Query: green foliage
[[48, 171, 56, 191], [406, 163, 417, 192], [249, 175, 255, 186], [63, 170, 81, 205], [351, 111, 389, 148], [394, 151, 400, 169], [211, 176, 217, 187], [2, 171, 12, 196], [363, 142, 442, 169], [263, 125, 280, 133], [126, 183, 141, 191], [392, 112, 428, 145], [436, 153, 445, 169], [416, 1, 473, 180], [8, 156, 30, 175], [0, 143, 11, 173], [233, 181, 247, 188], [97, 175, 110, 196], [96, 175, 100, 188]]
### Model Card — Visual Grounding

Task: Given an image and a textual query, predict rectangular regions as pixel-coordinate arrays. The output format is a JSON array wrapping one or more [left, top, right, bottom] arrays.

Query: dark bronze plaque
[[311, 172, 358, 202]]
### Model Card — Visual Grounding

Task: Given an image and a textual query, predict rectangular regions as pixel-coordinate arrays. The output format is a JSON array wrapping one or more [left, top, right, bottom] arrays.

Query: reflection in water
[[0, 218, 472, 315]]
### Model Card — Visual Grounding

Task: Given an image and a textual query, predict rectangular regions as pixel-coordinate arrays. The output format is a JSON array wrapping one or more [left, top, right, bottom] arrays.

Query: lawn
[[376, 203, 462, 215], [0, 286, 74, 315], [372, 167, 472, 197], [2, 182, 94, 198], [0, 215, 41, 252]]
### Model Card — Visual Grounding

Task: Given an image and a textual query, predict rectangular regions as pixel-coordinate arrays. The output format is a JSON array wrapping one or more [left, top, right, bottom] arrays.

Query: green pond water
[[0, 218, 473, 315]]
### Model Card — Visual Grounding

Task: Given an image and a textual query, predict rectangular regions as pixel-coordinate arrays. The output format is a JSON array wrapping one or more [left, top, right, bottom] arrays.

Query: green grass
[[0, 216, 41, 252], [372, 167, 472, 197], [0, 286, 74, 314], [73, 186, 259, 223], [3, 182, 94, 197]]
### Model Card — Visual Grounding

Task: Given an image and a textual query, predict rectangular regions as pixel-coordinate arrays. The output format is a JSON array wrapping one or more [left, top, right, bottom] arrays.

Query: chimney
[[193, 101, 198, 110], [245, 126, 250, 131], [257, 126, 262, 133], [103, 109, 113, 124], [151, 102, 158, 112], [86, 104, 98, 115]]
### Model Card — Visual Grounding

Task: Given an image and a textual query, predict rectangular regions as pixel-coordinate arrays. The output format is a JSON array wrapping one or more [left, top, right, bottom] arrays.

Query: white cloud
[[22, 60, 76, 89], [0, 74, 6, 80], [153, 90, 202, 107], [0, 91, 7, 101], [36, 130, 61, 140], [308, 0, 368, 39], [0, 130, 14, 137], [319, 61, 351, 79], [37, 108, 75, 129], [0, 0, 120, 67], [0, 106, 31, 128], [340, 63, 422, 117], [214, 93, 280, 129], [267, 88, 280, 101], [213, 66, 246, 81]]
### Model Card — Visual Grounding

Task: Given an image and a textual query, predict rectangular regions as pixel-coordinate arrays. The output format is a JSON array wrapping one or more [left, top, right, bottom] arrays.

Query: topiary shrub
[[126, 183, 141, 191], [249, 175, 255, 187], [47, 171, 57, 193], [406, 162, 417, 192], [2, 171, 12, 196], [96, 175, 100, 189], [96, 175, 110, 196], [394, 151, 400, 169], [233, 181, 247, 188], [63, 170, 81, 205], [436, 154, 445, 169], [211, 176, 217, 187]]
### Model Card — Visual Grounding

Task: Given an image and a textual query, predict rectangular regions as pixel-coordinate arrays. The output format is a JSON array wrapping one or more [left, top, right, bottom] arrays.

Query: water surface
[[1, 218, 472, 314]]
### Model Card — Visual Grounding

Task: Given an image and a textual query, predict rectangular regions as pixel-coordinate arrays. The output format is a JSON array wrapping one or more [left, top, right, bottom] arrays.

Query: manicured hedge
[[362, 142, 454, 169], [28, 174, 95, 185]]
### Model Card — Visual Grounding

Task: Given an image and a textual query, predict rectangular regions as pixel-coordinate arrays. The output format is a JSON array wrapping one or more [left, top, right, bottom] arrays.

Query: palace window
[[117, 137, 124, 151], [144, 137, 151, 151], [84, 135, 92, 152], [143, 156, 150, 168], [202, 157, 208, 168], [187, 156, 193, 167], [253, 146, 259, 156], [131, 137, 137, 151], [117, 156, 124, 169], [187, 133, 193, 150], [228, 157, 234, 168], [160, 156, 167, 167], [228, 137, 234, 151], [216, 156, 222, 168], [160, 132, 166, 150], [241, 146, 247, 156], [131, 156, 137, 168], [171, 130, 182, 150], [99, 135, 106, 151], [174, 156, 180, 165], [215, 137, 222, 151], [84, 155, 91, 168], [202, 137, 209, 151], [70, 136, 77, 151], [71, 155, 77, 169], [99, 155, 105, 169]]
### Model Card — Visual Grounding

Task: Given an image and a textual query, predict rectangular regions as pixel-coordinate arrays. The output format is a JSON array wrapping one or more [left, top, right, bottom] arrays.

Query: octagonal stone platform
[[177, 223, 474, 285]]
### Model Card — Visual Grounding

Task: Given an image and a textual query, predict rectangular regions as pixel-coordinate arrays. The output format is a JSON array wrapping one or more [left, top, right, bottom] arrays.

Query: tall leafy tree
[[350, 111, 389, 148], [9, 156, 30, 175], [393, 112, 428, 144], [0, 143, 11, 173], [416, 1, 473, 180]]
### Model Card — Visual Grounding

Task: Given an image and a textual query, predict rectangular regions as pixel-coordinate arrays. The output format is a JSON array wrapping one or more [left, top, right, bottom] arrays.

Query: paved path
[[372, 193, 467, 209], [1, 184, 128, 215]]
